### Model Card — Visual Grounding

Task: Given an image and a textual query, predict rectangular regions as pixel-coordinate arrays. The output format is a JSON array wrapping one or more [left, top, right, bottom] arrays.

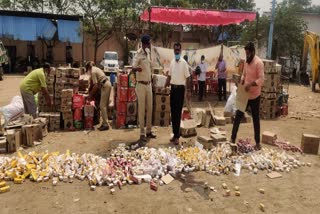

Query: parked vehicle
[[100, 51, 119, 74]]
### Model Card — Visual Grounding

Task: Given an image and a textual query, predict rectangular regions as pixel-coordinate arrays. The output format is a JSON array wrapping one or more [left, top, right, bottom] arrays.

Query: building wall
[[302, 14, 320, 34]]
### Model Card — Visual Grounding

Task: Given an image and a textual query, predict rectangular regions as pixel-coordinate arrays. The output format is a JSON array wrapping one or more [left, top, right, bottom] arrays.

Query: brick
[[301, 134, 320, 155], [262, 131, 277, 145]]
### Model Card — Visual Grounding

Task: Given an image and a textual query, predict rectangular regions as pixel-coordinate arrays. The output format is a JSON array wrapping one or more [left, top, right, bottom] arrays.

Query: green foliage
[[241, 0, 308, 59]]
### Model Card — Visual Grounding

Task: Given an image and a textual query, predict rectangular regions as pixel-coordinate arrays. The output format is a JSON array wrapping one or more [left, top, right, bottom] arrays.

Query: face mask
[[175, 54, 181, 60]]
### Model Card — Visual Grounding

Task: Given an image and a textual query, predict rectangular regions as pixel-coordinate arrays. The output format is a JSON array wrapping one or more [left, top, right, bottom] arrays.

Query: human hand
[[244, 83, 251, 92], [46, 98, 52, 107], [186, 90, 192, 100]]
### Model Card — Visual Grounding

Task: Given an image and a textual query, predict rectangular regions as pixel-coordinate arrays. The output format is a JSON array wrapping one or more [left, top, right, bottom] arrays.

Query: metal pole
[[148, 7, 152, 34], [267, 0, 276, 59], [255, 11, 259, 40]]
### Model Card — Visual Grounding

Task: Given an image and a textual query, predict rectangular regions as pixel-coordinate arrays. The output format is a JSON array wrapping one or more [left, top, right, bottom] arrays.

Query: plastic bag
[[0, 96, 24, 125], [224, 85, 237, 114]]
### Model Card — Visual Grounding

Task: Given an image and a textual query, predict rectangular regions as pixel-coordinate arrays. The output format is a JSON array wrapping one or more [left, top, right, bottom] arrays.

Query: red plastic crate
[[117, 87, 128, 102], [118, 73, 129, 88], [127, 88, 137, 102]]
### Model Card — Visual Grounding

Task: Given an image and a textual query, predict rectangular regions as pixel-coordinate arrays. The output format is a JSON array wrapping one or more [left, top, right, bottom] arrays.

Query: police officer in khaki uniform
[[86, 61, 112, 131], [132, 35, 157, 142]]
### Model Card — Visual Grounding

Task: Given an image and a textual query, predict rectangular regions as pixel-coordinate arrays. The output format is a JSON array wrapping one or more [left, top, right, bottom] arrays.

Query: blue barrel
[[110, 73, 116, 86]]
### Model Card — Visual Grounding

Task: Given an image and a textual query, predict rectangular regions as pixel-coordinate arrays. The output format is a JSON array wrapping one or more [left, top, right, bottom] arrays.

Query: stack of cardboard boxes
[[61, 89, 73, 129], [127, 72, 137, 125], [55, 68, 80, 111], [114, 72, 138, 128], [152, 74, 171, 127], [260, 60, 281, 119], [153, 92, 171, 126], [38, 69, 55, 112], [38, 67, 81, 130]]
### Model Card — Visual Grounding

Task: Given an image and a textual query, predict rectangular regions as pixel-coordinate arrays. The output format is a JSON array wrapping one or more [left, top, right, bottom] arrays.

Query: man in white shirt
[[197, 55, 207, 101], [165, 43, 192, 145]]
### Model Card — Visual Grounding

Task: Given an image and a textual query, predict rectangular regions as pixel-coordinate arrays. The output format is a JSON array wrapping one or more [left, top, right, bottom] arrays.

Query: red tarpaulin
[[140, 7, 256, 26]]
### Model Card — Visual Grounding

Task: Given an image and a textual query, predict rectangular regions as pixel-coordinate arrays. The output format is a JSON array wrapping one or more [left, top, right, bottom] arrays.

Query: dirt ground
[[0, 75, 320, 214]]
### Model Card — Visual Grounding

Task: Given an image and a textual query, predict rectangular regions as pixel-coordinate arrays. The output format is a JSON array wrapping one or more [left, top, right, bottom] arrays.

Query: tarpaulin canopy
[[140, 7, 256, 26], [0, 16, 56, 41], [57, 20, 83, 43], [0, 11, 82, 43]]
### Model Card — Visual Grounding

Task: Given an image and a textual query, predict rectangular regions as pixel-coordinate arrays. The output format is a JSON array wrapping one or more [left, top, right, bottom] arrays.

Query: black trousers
[[218, 78, 227, 100], [231, 96, 261, 144], [198, 80, 205, 101], [170, 85, 185, 139]]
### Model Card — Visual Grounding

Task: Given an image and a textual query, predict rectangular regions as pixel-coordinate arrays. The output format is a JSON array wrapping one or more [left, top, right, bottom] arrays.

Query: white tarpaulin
[[151, 45, 245, 74]]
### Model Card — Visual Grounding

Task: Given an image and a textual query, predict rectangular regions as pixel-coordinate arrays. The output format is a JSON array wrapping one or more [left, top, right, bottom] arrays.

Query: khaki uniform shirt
[[91, 66, 107, 85], [132, 48, 157, 82]]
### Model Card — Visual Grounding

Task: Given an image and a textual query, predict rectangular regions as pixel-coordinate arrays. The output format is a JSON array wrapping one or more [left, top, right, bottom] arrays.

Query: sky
[[255, 0, 320, 12]]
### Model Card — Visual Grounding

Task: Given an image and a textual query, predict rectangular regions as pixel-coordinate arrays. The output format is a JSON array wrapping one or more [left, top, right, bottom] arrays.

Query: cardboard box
[[34, 117, 48, 137], [211, 134, 227, 145], [225, 117, 232, 124], [116, 101, 127, 114], [6, 129, 21, 153], [116, 113, 126, 129], [154, 95, 170, 105], [261, 92, 277, 99], [260, 99, 277, 108], [49, 113, 61, 131], [180, 119, 197, 137], [260, 112, 276, 120], [0, 137, 7, 153], [64, 119, 74, 129], [22, 124, 43, 146], [224, 112, 233, 117], [128, 72, 136, 88], [127, 88, 137, 102], [154, 103, 171, 112], [213, 116, 226, 126], [197, 136, 213, 149], [154, 87, 170, 95], [60, 106, 72, 112], [61, 89, 73, 98], [262, 59, 277, 73], [301, 134, 320, 154], [117, 87, 128, 102], [153, 118, 170, 127], [127, 102, 137, 116], [62, 111, 73, 120], [118, 73, 129, 88], [152, 74, 167, 88], [264, 80, 279, 89], [262, 131, 277, 145], [153, 111, 170, 127], [262, 86, 277, 93], [126, 116, 137, 125], [84, 105, 94, 117]]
